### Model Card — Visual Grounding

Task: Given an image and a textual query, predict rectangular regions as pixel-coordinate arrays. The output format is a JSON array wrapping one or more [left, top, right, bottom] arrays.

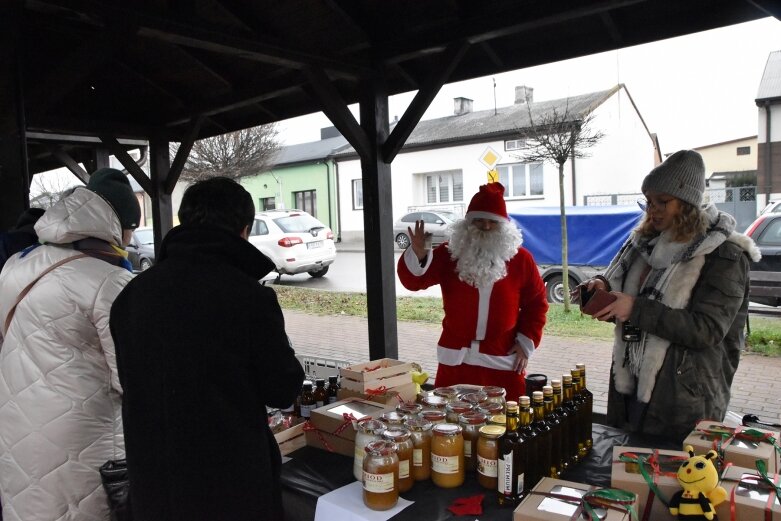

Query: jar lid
[[478, 402, 504, 415], [396, 402, 422, 415], [445, 400, 474, 414], [433, 386, 459, 399], [421, 409, 446, 422], [481, 385, 506, 397], [357, 419, 387, 434], [421, 395, 448, 409], [382, 427, 411, 442], [365, 440, 396, 455], [489, 414, 506, 426], [381, 411, 406, 423], [405, 417, 433, 431], [460, 391, 488, 405], [458, 411, 488, 425], [433, 423, 462, 436], [479, 425, 506, 438]]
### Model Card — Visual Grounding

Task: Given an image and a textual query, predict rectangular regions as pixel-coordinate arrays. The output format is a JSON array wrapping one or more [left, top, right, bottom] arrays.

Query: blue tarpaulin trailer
[[509, 205, 643, 303]]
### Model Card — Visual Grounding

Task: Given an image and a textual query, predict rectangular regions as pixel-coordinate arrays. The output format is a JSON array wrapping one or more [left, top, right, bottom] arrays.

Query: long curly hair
[[637, 200, 708, 242]]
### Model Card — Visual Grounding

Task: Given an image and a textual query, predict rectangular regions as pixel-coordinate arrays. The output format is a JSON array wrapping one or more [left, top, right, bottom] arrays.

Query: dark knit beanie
[[86, 168, 141, 229], [641, 150, 706, 207]]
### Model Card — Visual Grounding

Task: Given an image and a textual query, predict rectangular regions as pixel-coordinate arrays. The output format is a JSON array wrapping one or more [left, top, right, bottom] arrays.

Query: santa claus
[[397, 182, 548, 401]]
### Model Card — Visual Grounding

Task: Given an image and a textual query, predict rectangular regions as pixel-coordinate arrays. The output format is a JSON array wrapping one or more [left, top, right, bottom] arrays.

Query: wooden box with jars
[[337, 380, 419, 405], [305, 398, 396, 457], [339, 358, 416, 393]]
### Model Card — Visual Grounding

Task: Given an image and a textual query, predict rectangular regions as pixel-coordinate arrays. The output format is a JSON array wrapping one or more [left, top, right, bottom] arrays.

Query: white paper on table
[[314, 481, 414, 521]]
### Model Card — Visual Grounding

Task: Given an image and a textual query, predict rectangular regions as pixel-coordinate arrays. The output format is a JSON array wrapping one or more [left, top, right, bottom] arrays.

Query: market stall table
[[280, 423, 680, 521]]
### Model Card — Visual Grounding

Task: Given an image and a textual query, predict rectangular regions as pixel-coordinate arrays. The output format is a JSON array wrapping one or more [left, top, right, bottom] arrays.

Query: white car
[[248, 210, 336, 278]]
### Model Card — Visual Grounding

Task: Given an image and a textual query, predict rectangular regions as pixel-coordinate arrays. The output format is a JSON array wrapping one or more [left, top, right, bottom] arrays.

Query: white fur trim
[[727, 232, 762, 262], [475, 284, 493, 340], [402, 246, 432, 274], [465, 211, 509, 222], [514, 332, 535, 359], [437, 342, 516, 371]]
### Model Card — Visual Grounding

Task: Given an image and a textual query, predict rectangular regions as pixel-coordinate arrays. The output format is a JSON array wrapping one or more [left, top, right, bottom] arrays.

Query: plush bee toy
[[669, 445, 727, 520]]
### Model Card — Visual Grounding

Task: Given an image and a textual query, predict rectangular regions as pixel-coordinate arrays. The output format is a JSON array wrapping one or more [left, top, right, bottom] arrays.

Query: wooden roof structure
[[1, 0, 778, 359]]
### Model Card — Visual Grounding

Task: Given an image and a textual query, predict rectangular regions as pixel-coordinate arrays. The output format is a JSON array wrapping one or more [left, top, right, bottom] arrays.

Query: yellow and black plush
[[669, 445, 727, 520]]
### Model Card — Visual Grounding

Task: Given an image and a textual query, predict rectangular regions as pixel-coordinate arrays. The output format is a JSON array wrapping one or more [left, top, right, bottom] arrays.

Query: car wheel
[[395, 233, 411, 249], [140, 258, 152, 271], [308, 266, 329, 278], [545, 274, 578, 304]]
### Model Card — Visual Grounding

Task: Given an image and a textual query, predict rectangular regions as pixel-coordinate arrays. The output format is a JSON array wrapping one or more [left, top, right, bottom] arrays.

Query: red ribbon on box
[[722, 461, 781, 521], [530, 488, 638, 521], [695, 423, 781, 467], [302, 421, 335, 452], [333, 413, 359, 436], [617, 450, 685, 521], [365, 386, 405, 403]]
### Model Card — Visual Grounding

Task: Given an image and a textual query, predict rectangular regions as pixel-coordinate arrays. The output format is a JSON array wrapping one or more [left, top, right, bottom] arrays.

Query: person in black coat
[[110, 177, 305, 521], [0, 207, 45, 272]]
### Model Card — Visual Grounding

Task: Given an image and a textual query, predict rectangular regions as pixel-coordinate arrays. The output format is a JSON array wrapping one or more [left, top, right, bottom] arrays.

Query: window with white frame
[[497, 162, 544, 197], [352, 179, 363, 209], [425, 170, 463, 204], [504, 139, 526, 151]]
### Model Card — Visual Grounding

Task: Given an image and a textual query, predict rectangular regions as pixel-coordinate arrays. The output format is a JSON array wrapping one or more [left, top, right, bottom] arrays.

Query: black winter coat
[[110, 226, 305, 521]]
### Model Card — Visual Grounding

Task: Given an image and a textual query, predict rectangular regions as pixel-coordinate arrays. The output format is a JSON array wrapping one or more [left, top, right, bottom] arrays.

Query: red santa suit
[[397, 241, 548, 400]]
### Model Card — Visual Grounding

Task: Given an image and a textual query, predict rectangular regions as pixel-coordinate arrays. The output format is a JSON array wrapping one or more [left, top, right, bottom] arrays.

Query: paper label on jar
[[399, 459, 410, 479], [355, 446, 366, 462], [516, 472, 525, 495], [363, 471, 394, 493], [478, 455, 497, 477], [498, 453, 513, 495], [300, 404, 313, 418], [431, 453, 460, 474], [413, 449, 422, 466], [464, 443, 472, 458]]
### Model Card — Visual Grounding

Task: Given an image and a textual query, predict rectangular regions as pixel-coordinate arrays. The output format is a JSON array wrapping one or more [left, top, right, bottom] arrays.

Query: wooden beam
[[303, 67, 370, 160], [45, 145, 89, 184], [149, 139, 174, 254], [99, 135, 154, 195], [382, 41, 469, 164], [166, 116, 203, 195]]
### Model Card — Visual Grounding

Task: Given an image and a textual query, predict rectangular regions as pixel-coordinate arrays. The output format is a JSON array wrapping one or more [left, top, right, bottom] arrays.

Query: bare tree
[[176, 125, 280, 182], [517, 100, 604, 312], [29, 172, 82, 209]]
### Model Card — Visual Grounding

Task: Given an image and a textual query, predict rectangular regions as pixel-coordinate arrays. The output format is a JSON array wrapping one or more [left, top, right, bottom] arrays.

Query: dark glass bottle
[[550, 379, 570, 473], [517, 395, 538, 497], [576, 363, 593, 455], [327, 375, 340, 404], [300, 382, 315, 419], [531, 391, 552, 483], [497, 401, 525, 506], [571, 369, 587, 460], [562, 374, 580, 466], [313, 378, 328, 408], [542, 385, 563, 478]]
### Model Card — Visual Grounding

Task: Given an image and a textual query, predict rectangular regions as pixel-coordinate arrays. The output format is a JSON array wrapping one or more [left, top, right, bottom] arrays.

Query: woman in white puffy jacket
[[0, 168, 140, 521]]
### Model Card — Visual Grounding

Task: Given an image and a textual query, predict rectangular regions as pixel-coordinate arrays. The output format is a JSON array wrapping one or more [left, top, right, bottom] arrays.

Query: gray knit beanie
[[86, 168, 141, 229], [641, 150, 706, 207]]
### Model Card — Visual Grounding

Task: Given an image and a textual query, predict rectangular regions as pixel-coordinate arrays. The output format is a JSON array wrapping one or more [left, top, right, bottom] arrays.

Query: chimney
[[453, 97, 473, 116], [515, 86, 534, 104]]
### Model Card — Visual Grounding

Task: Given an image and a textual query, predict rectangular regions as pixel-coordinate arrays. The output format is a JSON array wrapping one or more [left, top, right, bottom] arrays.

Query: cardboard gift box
[[337, 381, 418, 406], [683, 420, 781, 474], [513, 477, 637, 520], [716, 464, 781, 520], [274, 422, 307, 456], [310, 397, 393, 441], [304, 425, 355, 457], [339, 358, 415, 393], [611, 446, 688, 521]]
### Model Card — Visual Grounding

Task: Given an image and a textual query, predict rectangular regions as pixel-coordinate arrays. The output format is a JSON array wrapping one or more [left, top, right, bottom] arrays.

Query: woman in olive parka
[[582, 150, 760, 443]]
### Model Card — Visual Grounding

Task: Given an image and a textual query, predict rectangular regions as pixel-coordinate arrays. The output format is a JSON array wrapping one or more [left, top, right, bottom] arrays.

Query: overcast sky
[[277, 17, 781, 156]]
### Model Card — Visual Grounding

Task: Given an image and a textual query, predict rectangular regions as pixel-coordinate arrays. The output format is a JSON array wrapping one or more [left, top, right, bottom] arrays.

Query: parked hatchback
[[248, 210, 336, 278], [744, 213, 781, 306], [393, 210, 459, 249], [126, 226, 155, 272]]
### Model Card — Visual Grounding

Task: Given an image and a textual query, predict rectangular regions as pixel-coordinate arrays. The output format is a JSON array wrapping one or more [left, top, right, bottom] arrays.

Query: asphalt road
[[268, 251, 442, 298]]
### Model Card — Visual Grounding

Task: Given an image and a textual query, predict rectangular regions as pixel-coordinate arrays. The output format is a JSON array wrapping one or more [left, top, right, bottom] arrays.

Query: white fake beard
[[447, 219, 522, 287]]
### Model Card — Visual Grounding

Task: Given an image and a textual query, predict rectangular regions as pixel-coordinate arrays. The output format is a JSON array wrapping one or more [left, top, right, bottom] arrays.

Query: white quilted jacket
[[0, 188, 131, 521]]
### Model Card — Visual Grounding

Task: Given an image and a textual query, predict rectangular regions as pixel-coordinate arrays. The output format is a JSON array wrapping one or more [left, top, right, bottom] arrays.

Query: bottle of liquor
[[327, 375, 340, 404], [497, 401, 524, 506], [542, 385, 563, 478], [550, 379, 570, 473], [313, 378, 328, 408], [517, 395, 538, 496], [562, 374, 580, 466], [571, 369, 587, 460], [531, 391, 553, 481], [300, 381, 316, 420], [576, 363, 593, 455]]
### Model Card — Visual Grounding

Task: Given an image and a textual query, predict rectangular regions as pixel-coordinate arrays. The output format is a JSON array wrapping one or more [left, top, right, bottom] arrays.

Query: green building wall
[[241, 160, 340, 238]]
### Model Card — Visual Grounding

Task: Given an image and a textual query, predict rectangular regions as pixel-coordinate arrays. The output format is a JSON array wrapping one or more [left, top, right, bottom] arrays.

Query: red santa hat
[[464, 182, 509, 221]]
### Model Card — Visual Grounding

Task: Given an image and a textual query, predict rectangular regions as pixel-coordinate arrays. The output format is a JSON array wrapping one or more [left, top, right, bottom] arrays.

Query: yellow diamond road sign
[[479, 146, 501, 169]]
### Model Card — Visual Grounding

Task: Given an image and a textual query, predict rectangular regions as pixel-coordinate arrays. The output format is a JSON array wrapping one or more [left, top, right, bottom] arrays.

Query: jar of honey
[[433, 386, 459, 403], [396, 401, 422, 419], [420, 409, 446, 425], [477, 425, 505, 489], [430, 423, 465, 488], [421, 394, 448, 410], [488, 414, 506, 426], [405, 417, 433, 481], [458, 411, 487, 472], [362, 440, 399, 511], [460, 391, 489, 407], [381, 411, 407, 426], [354, 419, 387, 481], [382, 427, 414, 492], [477, 402, 505, 417], [445, 400, 474, 424], [481, 386, 507, 410]]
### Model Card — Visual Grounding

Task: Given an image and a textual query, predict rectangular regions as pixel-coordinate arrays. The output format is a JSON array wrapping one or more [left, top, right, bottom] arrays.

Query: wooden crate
[[339, 358, 414, 392], [274, 422, 306, 456]]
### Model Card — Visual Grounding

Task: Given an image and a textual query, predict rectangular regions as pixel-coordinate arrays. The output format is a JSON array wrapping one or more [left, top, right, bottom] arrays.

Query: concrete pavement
[[283, 309, 781, 423]]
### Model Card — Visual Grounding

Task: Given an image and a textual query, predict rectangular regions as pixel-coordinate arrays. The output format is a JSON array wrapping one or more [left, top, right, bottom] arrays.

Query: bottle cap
[[303, 383, 313, 391], [519, 395, 531, 406], [542, 385, 553, 396], [551, 378, 562, 388]]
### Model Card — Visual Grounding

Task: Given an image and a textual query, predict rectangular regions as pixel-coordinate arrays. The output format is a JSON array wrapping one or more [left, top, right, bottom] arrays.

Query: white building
[[335, 84, 658, 242]]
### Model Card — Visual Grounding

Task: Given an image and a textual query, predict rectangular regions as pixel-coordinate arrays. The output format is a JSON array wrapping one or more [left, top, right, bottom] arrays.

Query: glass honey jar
[[382, 427, 414, 493], [445, 400, 474, 424], [405, 417, 433, 481], [477, 424, 505, 490], [481, 386, 507, 410], [420, 409, 446, 425], [396, 401, 422, 419], [362, 440, 399, 511], [433, 386, 460, 403], [353, 419, 387, 481], [381, 411, 407, 426], [458, 411, 487, 472], [477, 401, 505, 418], [430, 423, 465, 488], [460, 391, 489, 407]]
